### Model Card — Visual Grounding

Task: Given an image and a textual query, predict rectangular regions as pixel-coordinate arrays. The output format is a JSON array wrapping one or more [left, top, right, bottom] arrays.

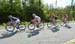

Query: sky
[[43, 0, 75, 8]]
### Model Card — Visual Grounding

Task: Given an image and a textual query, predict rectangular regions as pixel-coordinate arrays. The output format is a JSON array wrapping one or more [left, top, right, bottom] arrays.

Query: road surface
[[0, 22, 75, 44]]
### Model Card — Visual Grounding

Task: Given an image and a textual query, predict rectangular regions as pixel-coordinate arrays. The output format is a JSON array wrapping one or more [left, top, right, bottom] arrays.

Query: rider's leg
[[61, 20, 66, 26], [7, 22, 12, 25], [31, 19, 41, 28], [52, 19, 56, 25], [62, 19, 68, 27], [15, 20, 20, 29], [9, 21, 16, 31], [12, 21, 16, 26], [36, 22, 39, 28], [31, 19, 37, 24], [64, 19, 68, 25], [7, 21, 13, 29], [35, 19, 41, 28]]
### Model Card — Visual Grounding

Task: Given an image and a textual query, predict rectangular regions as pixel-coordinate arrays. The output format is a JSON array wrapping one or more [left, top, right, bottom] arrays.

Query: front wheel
[[19, 24, 26, 31], [5, 24, 15, 32], [38, 23, 44, 29], [47, 23, 51, 28]]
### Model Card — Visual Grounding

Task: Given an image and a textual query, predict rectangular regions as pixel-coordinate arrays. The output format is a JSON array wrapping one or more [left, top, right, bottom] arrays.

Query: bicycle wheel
[[5, 24, 15, 32], [19, 24, 26, 31], [47, 23, 51, 28], [39, 23, 44, 29], [28, 24, 35, 30]]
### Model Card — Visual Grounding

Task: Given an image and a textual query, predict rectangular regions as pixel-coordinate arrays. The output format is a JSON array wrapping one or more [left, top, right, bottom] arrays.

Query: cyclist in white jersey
[[31, 13, 41, 27]]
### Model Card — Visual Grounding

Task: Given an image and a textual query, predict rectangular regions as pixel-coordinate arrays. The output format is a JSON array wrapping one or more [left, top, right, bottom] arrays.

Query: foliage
[[0, 0, 75, 24]]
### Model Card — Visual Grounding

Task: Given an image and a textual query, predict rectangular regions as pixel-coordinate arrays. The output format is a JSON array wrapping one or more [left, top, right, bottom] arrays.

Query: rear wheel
[[28, 24, 35, 30], [19, 24, 26, 31]]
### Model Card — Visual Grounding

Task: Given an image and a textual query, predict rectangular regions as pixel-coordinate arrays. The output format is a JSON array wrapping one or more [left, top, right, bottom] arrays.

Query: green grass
[[20, 21, 30, 25], [0, 24, 4, 27], [0, 21, 30, 26]]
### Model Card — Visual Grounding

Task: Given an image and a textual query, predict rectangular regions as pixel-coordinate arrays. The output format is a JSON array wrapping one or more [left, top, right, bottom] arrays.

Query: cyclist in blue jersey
[[8, 15, 20, 29]]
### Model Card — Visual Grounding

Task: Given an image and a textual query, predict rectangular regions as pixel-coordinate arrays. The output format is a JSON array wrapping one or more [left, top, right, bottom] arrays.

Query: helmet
[[8, 15, 12, 18], [32, 13, 36, 17]]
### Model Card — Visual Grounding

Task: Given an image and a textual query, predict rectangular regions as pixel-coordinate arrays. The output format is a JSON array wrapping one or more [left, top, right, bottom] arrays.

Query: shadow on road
[[47, 24, 60, 32], [28, 30, 40, 38], [49, 26, 60, 32], [0, 31, 18, 39]]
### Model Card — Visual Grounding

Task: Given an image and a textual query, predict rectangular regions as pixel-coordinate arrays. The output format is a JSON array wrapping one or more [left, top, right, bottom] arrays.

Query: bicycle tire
[[39, 23, 44, 29], [47, 23, 51, 28], [28, 24, 35, 30], [5, 24, 15, 32], [19, 24, 26, 31]]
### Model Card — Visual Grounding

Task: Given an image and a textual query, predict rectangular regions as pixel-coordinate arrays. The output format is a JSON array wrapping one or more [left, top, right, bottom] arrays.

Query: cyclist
[[8, 15, 20, 29], [62, 14, 68, 24], [31, 13, 41, 28], [50, 13, 58, 25], [62, 14, 69, 26]]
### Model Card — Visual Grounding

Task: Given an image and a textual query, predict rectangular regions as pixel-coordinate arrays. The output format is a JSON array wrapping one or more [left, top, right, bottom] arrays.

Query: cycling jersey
[[63, 15, 68, 21], [9, 17, 19, 21], [34, 16, 41, 23], [64, 16, 68, 19], [35, 16, 41, 20], [9, 17, 20, 23]]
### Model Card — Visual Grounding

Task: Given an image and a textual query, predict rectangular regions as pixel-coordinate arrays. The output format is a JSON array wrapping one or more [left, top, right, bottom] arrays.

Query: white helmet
[[8, 15, 13, 18], [32, 13, 36, 17]]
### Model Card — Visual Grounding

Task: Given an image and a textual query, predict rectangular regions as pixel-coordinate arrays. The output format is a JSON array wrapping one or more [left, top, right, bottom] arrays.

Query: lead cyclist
[[8, 15, 20, 29]]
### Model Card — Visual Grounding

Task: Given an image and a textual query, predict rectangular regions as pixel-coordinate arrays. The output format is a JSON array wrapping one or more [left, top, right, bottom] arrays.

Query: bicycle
[[63, 23, 72, 29], [61, 21, 72, 29], [28, 22, 44, 30], [5, 22, 26, 32]]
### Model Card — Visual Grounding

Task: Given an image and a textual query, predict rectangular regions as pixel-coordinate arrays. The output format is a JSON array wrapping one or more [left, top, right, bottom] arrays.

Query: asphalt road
[[0, 22, 75, 44]]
